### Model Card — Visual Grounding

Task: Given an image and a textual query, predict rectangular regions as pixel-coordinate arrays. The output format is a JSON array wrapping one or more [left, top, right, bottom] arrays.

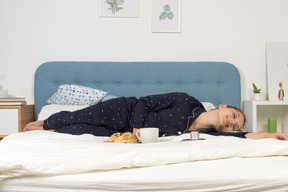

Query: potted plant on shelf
[[252, 83, 261, 100]]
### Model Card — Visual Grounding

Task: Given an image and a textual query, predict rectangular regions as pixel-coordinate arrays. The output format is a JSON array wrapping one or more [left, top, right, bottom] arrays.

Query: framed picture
[[266, 42, 288, 101], [99, 0, 139, 18], [152, 0, 181, 33]]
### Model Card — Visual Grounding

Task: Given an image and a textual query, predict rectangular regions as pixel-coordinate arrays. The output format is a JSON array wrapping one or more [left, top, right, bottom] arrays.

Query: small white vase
[[253, 93, 261, 101], [0, 90, 8, 98]]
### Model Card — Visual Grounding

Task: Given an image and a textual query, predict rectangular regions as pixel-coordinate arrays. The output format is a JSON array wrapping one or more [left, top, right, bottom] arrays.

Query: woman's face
[[215, 104, 245, 133]]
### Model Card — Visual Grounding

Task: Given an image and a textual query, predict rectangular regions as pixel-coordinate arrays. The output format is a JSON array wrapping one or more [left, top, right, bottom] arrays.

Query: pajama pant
[[43, 97, 137, 136]]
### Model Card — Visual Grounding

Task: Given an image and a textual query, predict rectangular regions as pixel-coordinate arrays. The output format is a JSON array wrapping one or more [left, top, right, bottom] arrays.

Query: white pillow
[[37, 104, 89, 120], [47, 84, 107, 106], [201, 102, 216, 111], [39, 95, 118, 120], [101, 95, 118, 101]]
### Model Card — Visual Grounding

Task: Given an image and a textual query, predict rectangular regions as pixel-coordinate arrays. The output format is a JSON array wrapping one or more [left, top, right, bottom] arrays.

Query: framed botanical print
[[152, 0, 181, 33], [99, 0, 139, 18]]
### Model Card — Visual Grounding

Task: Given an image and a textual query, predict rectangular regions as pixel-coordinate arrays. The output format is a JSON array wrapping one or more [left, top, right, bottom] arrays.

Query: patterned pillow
[[47, 84, 107, 106]]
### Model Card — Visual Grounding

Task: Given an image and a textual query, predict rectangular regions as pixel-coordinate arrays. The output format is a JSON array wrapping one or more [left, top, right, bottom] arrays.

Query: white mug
[[136, 128, 159, 144]]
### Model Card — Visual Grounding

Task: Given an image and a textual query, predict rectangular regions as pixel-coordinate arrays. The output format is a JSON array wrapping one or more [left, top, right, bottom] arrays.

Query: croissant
[[107, 132, 139, 143]]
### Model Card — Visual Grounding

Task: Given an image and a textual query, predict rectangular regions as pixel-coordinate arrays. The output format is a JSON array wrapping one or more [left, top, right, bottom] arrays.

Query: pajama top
[[43, 92, 248, 138]]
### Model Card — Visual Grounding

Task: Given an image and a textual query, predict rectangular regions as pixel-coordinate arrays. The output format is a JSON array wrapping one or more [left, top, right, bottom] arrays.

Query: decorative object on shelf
[[0, 81, 10, 98], [268, 118, 277, 133], [152, 0, 181, 33], [0, 90, 8, 98], [278, 81, 284, 101], [252, 83, 261, 101], [99, 0, 139, 18]]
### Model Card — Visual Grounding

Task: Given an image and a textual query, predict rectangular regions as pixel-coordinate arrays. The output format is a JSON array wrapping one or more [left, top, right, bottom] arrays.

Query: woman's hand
[[133, 128, 139, 135], [245, 132, 288, 140]]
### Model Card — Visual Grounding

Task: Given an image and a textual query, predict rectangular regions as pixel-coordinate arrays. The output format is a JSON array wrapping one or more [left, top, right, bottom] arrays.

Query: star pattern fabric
[[129, 92, 205, 136], [43, 92, 205, 137]]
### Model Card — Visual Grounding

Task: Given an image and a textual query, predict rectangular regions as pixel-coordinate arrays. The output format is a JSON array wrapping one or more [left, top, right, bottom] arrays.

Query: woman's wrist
[[245, 132, 269, 139], [245, 132, 288, 140]]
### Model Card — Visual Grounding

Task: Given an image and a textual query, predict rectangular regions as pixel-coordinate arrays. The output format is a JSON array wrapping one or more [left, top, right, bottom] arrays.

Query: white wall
[[1, 0, 288, 105]]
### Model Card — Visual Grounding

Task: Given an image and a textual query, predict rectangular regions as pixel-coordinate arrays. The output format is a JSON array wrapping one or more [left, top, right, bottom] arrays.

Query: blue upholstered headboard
[[34, 62, 241, 119]]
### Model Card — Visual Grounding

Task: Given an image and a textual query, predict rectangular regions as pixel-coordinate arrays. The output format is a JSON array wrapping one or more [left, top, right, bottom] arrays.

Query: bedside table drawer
[[0, 109, 18, 135], [0, 105, 34, 138]]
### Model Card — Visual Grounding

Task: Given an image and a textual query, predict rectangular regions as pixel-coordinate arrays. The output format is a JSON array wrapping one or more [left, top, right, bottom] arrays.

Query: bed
[[1, 61, 288, 192]]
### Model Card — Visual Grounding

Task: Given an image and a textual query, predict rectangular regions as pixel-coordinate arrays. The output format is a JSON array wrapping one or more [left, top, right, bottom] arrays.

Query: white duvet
[[1, 131, 288, 181]]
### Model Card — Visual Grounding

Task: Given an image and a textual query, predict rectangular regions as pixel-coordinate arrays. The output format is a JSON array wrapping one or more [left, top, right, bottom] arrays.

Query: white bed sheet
[[1, 131, 288, 179], [1, 157, 288, 192], [1, 131, 288, 191]]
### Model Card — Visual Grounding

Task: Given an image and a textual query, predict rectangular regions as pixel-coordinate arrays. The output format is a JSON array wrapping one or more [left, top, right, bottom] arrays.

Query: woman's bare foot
[[23, 121, 44, 131]]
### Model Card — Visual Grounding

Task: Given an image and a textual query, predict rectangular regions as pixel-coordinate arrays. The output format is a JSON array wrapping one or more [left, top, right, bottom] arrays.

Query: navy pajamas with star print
[[43, 97, 138, 136], [43, 92, 248, 138], [43, 92, 205, 137], [129, 92, 205, 137]]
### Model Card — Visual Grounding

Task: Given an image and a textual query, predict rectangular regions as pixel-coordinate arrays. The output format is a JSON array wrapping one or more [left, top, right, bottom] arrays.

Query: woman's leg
[[43, 97, 132, 133], [55, 124, 115, 136]]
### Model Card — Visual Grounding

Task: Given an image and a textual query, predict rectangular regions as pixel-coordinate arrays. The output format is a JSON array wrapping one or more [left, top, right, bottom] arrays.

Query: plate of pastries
[[107, 132, 139, 143]]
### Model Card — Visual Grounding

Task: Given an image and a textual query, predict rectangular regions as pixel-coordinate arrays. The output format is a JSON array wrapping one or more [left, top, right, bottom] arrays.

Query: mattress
[[1, 157, 288, 192], [1, 131, 288, 192]]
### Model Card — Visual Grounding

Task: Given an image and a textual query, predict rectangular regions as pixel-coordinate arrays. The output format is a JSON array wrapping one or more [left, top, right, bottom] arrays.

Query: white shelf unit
[[243, 100, 288, 135]]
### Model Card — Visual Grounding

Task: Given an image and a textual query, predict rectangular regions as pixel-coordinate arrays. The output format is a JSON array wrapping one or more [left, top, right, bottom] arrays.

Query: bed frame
[[3, 62, 288, 192], [34, 61, 241, 119]]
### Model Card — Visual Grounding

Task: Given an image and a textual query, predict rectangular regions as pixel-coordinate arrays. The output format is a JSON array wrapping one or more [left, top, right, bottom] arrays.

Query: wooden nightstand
[[0, 105, 34, 138]]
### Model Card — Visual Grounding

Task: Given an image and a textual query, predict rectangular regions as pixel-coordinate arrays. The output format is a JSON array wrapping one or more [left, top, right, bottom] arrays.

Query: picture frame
[[152, 0, 181, 33], [266, 42, 288, 101], [99, 0, 139, 18]]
